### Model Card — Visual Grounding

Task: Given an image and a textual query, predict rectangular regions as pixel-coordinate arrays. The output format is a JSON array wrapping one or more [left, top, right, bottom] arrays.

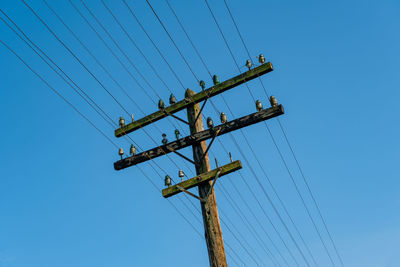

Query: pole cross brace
[[162, 160, 242, 198], [163, 110, 189, 125], [176, 170, 221, 203], [200, 129, 221, 163]]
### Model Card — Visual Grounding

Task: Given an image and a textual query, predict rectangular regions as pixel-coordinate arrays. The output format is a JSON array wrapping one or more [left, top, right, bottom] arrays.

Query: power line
[[145, 0, 199, 82], [161, 1, 305, 264], [21, 0, 131, 117], [121, 0, 186, 90], [100, 0, 175, 95], [0, 38, 119, 149], [221, 1, 344, 265]]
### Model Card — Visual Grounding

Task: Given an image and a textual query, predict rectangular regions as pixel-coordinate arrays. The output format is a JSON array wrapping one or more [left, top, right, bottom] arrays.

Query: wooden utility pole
[[112, 62, 284, 266], [186, 88, 227, 266]]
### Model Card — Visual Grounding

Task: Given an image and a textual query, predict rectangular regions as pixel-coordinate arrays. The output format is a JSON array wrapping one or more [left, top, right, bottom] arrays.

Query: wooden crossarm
[[115, 62, 273, 137], [162, 161, 242, 198], [114, 104, 284, 170]]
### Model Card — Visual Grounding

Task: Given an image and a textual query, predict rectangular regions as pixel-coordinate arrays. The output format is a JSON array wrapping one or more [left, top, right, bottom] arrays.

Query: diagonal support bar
[[114, 105, 283, 170], [162, 160, 242, 198], [115, 62, 273, 137]]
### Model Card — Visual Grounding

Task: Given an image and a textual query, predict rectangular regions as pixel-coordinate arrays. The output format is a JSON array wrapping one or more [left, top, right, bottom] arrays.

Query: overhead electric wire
[[1, 6, 190, 199], [0, 15, 115, 131], [145, 0, 199, 82], [43, 0, 194, 180], [23, 1, 198, 228], [0, 8, 116, 128], [65, 0, 196, 181], [1, 5, 246, 265], [0, 38, 119, 149], [121, 0, 186, 90], [39, 0, 294, 264], [163, 0, 308, 265], [133, 2, 269, 259], [202, 0, 320, 266], [218, 183, 282, 266], [278, 119, 345, 267], [1, 31, 239, 265], [100, 0, 174, 95], [76, 0, 188, 139], [79, 0, 163, 103], [146, 3, 299, 264], [221, 1, 344, 266], [21, 0, 131, 117]]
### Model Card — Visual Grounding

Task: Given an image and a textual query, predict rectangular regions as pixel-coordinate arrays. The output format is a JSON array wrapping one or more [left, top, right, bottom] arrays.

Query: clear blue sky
[[0, 0, 399, 266]]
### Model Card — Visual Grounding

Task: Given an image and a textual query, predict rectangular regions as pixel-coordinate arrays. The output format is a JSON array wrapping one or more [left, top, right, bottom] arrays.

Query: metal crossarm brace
[[200, 129, 221, 163], [115, 62, 273, 137], [114, 105, 284, 170]]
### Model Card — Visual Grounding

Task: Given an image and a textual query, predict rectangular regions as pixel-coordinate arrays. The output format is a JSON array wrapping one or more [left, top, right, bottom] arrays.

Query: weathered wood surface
[[162, 160, 242, 198], [114, 104, 284, 170], [186, 89, 227, 267], [115, 62, 273, 137]]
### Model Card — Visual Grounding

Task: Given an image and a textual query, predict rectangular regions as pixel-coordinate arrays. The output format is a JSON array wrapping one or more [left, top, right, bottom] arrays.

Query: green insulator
[[164, 175, 172, 187], [158, 99, 165, 109], [213, 75, 220, 85], [259, 54, 265, 64], [245, 59, 252, 70], [174, 129, 180, 140], [169, 94, 176, 104], [162, 133, 168, 145], [119, 117, 125, 128], [199, 80, 206, 89], [255, 100, 263, 111], [207, 117, 214, 129], [129, 144, 136, 156], [220, 112, 227, 123], [269, 96, 278, 107]]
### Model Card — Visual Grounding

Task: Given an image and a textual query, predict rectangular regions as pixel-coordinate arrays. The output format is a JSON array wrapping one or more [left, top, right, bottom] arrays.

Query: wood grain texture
[[114, 104, 284, 170], [186, 88, 227, 267], [115, 62, 273, 137]]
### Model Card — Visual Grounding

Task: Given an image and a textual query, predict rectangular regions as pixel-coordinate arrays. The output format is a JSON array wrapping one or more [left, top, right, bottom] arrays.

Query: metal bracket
[[176, 185, 201, 201], [194, 98, 208, 124], [165, 146, 196, 165], [199, 129, 221, 163], [162, 110, 189, 125]]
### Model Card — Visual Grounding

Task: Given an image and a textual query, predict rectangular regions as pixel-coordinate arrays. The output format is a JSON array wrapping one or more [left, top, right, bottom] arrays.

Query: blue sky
[[0, 0, 399, 266]]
